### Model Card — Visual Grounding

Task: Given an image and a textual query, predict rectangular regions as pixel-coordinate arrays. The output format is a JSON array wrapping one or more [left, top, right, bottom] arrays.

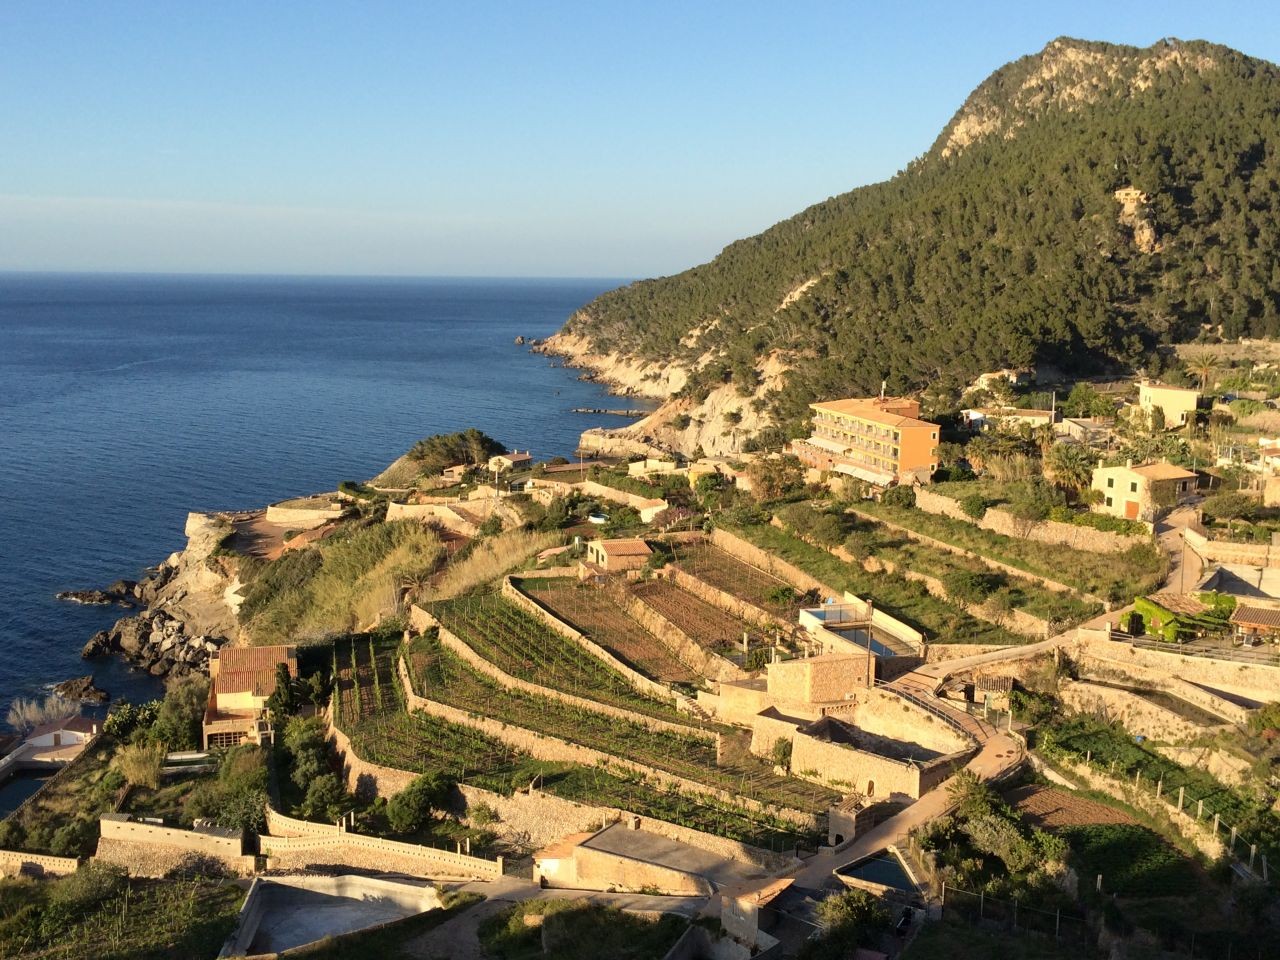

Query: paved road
[[401, 877, 707, 960]]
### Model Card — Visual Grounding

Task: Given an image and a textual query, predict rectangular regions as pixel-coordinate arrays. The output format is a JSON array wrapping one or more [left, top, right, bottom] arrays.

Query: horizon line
[[0, 268, 639, 283]]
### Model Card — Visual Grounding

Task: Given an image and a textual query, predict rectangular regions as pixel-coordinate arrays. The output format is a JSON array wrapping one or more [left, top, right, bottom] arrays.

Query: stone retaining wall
[[1185, 527, 1280, 568], [259, 831, 501, 879], [395, 657, 816, 829], [608, 581, 747, 683], [95, 817, 255, 878], [1074, 652, 1250, 726], [1073, 633, 1280, 705], [0, 849, 79, 878], [1059, 680, 1219, 745], [915, 488, 1151, 554], [500, 577, 683, 706], [410, 604, 699, 735]]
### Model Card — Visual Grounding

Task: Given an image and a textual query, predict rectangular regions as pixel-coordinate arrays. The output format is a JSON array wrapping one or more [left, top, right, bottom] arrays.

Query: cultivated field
[[1006, 785, 1137, 830], [672, 543, 802, 617], [518, 580, 698, 684], [334, 632, 402, 729], [630, 579, 757, 653], [431, 592, 692, 717], [405, 635, 837, 813]]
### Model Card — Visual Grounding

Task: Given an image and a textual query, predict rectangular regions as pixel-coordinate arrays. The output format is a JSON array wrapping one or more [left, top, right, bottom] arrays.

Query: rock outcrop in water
[[80, 512, 241, 678], [55, 580, 140, 607], [51, 675, 109, 703]]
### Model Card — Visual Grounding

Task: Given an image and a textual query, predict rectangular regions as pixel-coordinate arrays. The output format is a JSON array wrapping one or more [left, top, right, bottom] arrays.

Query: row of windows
[[1104, 477, 1140, 493]]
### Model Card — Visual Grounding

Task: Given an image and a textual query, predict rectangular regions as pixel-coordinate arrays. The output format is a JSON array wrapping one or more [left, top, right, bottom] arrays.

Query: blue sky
[[1, 1, 1276, 277]]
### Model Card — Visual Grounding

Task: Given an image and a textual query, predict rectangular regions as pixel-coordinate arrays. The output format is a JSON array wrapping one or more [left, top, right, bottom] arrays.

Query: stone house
[[1090, 460, 1197, 522], [1138, 381, 1202, 430], [202, 645, 297, 749], [487, 451, 533, 472], [583, 538, 652, 574], [1230, 605, 1280, 644]]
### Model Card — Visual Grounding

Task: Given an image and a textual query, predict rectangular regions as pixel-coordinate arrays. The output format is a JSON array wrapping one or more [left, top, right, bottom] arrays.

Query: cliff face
[[81, 512, 240, 676], [546, 36, 1280, 454]]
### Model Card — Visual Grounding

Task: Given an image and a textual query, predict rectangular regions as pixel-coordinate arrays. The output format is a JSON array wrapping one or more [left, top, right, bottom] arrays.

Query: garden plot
[[630, 579, 759, 654], [334, 633, 403, 730], [405, 636, 838, 813], [1006, 785, 1138, 830], [672, 543, 805, 617], [431, 592, 691, 719], [517, 580, 698, 685]]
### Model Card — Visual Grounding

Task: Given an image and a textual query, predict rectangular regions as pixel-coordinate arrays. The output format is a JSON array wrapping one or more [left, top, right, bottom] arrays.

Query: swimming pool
[[836, 848, 917, 892]]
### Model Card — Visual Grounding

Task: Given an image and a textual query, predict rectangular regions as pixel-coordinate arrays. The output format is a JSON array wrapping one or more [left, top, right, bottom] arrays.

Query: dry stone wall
[[1073, 633, 1280, 704], [1185, 527, 1280, 568], [259, 831, 501, 879], [0, 850, 78, 878], [94, 817, 255, 878], [500, 577, 691, 708], [411, 605, 697, 735], [914, 488, 1150, 555], [1059, 680, 1217, 744]]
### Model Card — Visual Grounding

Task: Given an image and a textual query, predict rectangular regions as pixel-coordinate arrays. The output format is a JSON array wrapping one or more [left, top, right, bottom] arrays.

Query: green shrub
[[387, 772, 454, 834], [959, 493, 988, 519], [881, 484, 915, 508]]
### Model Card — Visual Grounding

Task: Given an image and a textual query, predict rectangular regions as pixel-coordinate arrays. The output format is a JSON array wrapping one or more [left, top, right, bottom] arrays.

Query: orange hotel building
[[789, 397, 941, 486]]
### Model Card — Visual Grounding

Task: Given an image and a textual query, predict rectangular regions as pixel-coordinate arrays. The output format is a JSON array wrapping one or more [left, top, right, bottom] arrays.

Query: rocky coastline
[[64, 512, 241, 682]]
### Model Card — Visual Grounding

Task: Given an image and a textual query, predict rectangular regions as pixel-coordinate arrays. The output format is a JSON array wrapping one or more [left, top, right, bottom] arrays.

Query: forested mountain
[[553, 38, 1280, 442]]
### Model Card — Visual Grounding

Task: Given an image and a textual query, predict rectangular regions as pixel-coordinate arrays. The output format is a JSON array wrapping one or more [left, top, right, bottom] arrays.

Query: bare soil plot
[[1006, 784, 1138, 830], [630, 579, 755, 653], [672, 544, 800, 615], [523, 581, 698, 684]]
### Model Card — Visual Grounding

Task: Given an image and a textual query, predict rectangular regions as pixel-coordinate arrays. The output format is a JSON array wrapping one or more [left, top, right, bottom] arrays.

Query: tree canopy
[[560, 38, 1280, 433]]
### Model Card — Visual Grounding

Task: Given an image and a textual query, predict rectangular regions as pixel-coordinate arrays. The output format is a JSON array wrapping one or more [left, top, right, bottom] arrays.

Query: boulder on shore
[[52, 676, 109, 704], [81, 631, 114, 658]]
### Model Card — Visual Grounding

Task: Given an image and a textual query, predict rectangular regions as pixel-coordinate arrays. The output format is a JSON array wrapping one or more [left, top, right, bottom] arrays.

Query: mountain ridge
[[546, 36, 1280, 456]]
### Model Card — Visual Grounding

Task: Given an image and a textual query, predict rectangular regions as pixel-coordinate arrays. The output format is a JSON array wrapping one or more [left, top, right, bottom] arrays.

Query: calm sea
[[0, 273, 631, 714]]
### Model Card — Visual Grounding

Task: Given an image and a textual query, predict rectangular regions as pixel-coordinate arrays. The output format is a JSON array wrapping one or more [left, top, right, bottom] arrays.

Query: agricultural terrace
[[1005, 785, 1198, 897], [429, 593, 691, 720], [347, 709, 821, 850], [777, 502, 1100, 625], [726, 524, 1025, 645], [671, 542, 809, 620], [405, 635, 838, 812], [630, 578, 760, 654], [848, 498, 1165, 603], [1039, 714, 1280, 863], [512, 580, 698, 685], [333, 632, 404, 730]]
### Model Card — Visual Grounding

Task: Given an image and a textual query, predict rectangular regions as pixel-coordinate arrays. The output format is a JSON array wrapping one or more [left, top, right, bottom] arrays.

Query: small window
[[931, 432, 938, 440], [1106, 478, 1114, 488], [1130, 481, 1138, 493], [1105, 496, 1113, 507]]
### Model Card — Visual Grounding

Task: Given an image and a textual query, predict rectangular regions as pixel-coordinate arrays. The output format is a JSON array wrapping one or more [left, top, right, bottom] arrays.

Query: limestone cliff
[[81, 512, 240, 677]]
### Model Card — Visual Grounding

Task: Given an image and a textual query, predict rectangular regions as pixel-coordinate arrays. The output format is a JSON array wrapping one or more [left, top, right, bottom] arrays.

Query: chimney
[[1126, 459, 1133, 469]]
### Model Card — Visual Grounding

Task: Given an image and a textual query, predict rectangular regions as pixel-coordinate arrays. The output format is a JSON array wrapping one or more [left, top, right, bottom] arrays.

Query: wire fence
[[1042, 743, 1273, 884], [939, 884, 1092, 947]]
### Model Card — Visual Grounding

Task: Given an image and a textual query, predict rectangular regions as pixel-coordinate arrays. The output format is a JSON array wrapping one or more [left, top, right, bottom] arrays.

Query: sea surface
[[0, 273, 633, 716]]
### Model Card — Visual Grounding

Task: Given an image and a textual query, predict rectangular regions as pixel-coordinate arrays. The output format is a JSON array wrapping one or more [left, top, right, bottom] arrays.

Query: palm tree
[[1191, 357, 1216, 394], [1045, 443, 1095, 501]]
